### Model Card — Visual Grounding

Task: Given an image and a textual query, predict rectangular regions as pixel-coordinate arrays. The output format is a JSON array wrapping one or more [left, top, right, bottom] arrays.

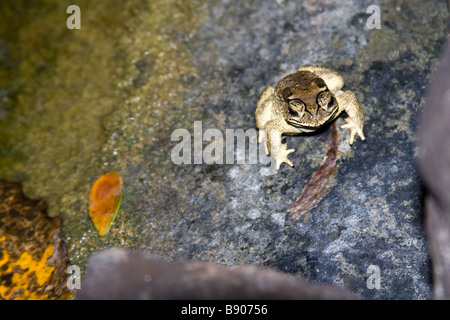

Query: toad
[[256, 65, 365, 170]]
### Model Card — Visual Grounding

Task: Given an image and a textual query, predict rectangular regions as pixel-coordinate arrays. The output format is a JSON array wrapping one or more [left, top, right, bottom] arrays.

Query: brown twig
[[289, 122, 339, 218]]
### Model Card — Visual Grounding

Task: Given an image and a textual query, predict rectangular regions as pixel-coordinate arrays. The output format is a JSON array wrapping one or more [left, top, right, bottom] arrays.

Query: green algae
[[0, 0, 210, 269]]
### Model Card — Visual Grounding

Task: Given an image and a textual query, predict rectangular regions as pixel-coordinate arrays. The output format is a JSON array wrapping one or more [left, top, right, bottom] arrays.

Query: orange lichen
[[0, 180, 73, 300], [0, 246, 55, 300], [89, 171, 124, 237]]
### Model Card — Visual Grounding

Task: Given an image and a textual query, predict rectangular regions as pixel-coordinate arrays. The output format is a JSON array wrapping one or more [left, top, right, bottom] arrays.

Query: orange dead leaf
[[88, 171, 124, 237]]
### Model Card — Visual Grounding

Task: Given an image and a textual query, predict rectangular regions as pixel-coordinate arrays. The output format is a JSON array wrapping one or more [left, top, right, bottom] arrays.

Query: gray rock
[[115, 0, 444, 299]]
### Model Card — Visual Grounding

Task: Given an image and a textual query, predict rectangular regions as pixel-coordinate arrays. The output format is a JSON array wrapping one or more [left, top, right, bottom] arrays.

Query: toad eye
[[317, 91, 331, 107], [288, 99, 305, 113], [287, 99, 305, 118]]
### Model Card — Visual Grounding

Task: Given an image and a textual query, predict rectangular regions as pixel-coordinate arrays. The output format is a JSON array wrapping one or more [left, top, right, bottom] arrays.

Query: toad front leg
[[335, 91, 365, 144], [264, 119, 299, 170]]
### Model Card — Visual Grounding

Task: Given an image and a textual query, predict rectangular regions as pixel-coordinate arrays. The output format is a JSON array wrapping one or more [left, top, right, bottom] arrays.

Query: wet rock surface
[[0, 0, 448, 300]]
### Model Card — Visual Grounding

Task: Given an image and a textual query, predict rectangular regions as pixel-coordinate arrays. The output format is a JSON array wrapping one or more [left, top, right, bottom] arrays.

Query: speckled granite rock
[[110, 0, 445, 300]]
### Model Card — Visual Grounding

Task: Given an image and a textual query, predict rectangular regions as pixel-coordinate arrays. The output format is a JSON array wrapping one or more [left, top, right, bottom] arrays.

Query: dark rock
[[75, 248, 356, 300]]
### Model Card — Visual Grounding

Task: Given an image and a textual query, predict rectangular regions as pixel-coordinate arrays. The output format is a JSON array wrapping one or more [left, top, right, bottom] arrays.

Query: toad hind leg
[[335, 91, 365, 144]]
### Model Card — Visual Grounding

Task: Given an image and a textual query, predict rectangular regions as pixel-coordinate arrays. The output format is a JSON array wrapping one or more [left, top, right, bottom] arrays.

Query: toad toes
[[255, 65, 365, 170]]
